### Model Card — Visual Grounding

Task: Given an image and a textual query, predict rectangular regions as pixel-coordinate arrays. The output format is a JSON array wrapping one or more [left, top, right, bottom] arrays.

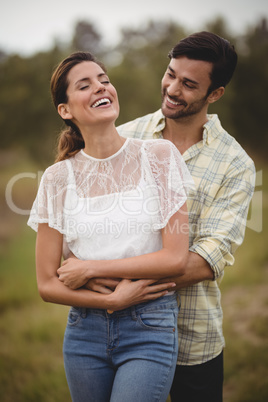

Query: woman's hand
[[109, 279, 176, 311], [57, 258, 92, 289]]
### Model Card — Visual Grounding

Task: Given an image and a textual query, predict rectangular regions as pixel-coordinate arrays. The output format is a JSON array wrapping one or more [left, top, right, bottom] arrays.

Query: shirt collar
[[202, 114, 224, 145], [152, 110, 223, 145], [152, 109, 166, 139]]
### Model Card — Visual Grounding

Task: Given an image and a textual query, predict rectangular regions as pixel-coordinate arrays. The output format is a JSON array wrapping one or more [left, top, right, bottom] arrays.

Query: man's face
[[161, 56, 213, 120]]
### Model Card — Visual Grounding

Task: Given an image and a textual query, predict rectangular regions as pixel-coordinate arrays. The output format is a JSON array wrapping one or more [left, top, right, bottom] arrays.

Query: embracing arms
[[35, 202, 189, 309], [57, 203, 189, 289], [35, 223, 176, 311]]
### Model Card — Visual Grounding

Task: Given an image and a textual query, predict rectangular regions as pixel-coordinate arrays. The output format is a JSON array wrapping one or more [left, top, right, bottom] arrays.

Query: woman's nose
[[93, 81, 105, 93]]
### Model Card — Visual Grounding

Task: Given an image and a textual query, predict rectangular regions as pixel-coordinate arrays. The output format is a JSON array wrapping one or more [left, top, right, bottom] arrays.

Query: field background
[[0, 155, 267, 402]]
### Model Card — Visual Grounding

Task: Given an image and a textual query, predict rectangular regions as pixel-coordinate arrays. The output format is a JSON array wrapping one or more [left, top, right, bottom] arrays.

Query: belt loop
[[81, 308, 87, 318], [131, 306, 137, 321]]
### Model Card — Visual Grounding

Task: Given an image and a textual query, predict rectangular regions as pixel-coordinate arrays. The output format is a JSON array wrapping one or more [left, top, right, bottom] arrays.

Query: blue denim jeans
[[63, 294, 179, 402]]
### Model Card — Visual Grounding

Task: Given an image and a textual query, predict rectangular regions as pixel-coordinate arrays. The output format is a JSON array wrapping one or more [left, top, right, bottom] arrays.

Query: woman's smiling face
[[58, 61, 120, 130]]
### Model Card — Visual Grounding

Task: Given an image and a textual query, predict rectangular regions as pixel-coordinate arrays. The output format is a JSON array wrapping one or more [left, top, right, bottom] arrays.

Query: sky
[[1, 0, 267, 56]]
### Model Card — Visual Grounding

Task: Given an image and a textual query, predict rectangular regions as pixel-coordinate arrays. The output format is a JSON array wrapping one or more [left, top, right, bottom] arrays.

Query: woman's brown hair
[[50, 52, 106, 162]]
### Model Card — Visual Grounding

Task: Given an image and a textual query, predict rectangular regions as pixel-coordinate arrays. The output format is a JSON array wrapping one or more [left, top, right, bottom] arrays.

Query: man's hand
[[85, 278, 121, 294], [109, 279, 176, 311]]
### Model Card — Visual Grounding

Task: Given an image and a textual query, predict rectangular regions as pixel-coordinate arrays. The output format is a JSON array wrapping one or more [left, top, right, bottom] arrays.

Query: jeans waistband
[[75, 293, 179, 319]]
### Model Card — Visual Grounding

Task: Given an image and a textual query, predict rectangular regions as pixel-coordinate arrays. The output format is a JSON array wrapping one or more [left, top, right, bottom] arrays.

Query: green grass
[[220, 159, 268, 401], [0, 225, 71, 402]]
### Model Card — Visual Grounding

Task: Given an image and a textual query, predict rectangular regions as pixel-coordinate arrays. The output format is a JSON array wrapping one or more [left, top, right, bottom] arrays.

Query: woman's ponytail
[[55, 125, 85, 162]]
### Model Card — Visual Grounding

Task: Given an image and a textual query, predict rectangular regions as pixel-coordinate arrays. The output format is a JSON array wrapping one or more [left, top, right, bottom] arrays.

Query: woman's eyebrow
[[75, 73, 107, 86]]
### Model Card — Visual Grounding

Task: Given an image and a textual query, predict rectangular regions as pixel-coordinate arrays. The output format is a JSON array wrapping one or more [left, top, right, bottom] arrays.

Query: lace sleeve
[[143, 139, 195, 230], [27, 161, 69, 234]]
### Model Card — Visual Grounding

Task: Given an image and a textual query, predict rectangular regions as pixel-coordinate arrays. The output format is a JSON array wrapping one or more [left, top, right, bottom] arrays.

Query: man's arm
[[159, 251, 214, 290]]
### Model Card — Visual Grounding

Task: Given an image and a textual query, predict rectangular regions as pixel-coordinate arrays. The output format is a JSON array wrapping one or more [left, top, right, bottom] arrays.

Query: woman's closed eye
[[80, 81, 109, 90]]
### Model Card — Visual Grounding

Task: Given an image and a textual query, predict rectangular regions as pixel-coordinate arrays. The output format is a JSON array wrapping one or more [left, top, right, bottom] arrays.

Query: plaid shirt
[[117, 110, 255, 365]]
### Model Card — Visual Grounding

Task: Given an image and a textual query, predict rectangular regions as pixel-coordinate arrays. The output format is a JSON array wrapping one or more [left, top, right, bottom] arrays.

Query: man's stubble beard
[[161, 89, 208, 120]]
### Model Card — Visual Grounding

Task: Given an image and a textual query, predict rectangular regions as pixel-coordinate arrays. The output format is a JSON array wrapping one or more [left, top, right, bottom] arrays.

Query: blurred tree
[[0, 18, 267, 164], [205, 16, 236, 42], [0, 46, 65, 165], [0, 50, 7, 63], [71, 21, 103, 56], [204, 17, 268, 156], [231, 18, 268, 154], [203, 17, 238, 137], [108, 20, 187, 125]]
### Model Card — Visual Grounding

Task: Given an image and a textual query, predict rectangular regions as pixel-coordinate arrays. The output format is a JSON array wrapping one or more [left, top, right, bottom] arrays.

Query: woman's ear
[[57, 103, 73, 120], [207, 87, 225, 104]]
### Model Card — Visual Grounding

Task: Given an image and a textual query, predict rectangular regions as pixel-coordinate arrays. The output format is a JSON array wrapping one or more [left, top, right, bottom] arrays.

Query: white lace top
[[28, 138, 194, 261]]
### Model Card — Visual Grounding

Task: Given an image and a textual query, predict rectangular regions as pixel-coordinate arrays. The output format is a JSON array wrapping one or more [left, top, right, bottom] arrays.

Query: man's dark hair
[[168, 31, 237, 94]]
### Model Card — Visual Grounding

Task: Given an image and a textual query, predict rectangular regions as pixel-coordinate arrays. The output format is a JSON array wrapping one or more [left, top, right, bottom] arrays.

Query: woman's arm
[[57, 203, 189, 289], [35, 223, 175, 310]]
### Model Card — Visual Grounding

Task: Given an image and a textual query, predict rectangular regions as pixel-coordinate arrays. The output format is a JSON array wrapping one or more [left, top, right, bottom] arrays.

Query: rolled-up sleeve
[[189, 155, 256, 279]]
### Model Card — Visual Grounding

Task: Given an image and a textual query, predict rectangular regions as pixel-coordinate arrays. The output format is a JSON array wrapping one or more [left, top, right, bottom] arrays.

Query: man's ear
[[57, 103, 73, 120], [207, 87, 225, 104]]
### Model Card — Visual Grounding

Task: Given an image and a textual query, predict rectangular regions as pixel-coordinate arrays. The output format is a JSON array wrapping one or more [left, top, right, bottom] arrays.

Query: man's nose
[[168, 81, 182, 97]]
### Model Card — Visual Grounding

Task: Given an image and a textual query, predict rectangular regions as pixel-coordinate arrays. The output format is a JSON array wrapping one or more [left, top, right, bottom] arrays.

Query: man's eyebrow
[[168, 65, 199, 86], [184, 77, 199, 86], [168, 66, 176, 74]]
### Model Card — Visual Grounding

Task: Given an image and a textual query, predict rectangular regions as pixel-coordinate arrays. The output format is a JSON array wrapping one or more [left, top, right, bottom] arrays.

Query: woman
[[28, 52, 194, 402]]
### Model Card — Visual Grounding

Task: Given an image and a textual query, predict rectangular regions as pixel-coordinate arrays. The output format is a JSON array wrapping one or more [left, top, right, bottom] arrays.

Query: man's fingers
[[98, 278, 120, 288], [147, 282, 176, 293], [96, 286, 113, 294]]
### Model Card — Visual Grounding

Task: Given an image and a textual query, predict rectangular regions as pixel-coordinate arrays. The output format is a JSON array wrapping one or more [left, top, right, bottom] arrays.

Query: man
[[117, 32, 256, 401]]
